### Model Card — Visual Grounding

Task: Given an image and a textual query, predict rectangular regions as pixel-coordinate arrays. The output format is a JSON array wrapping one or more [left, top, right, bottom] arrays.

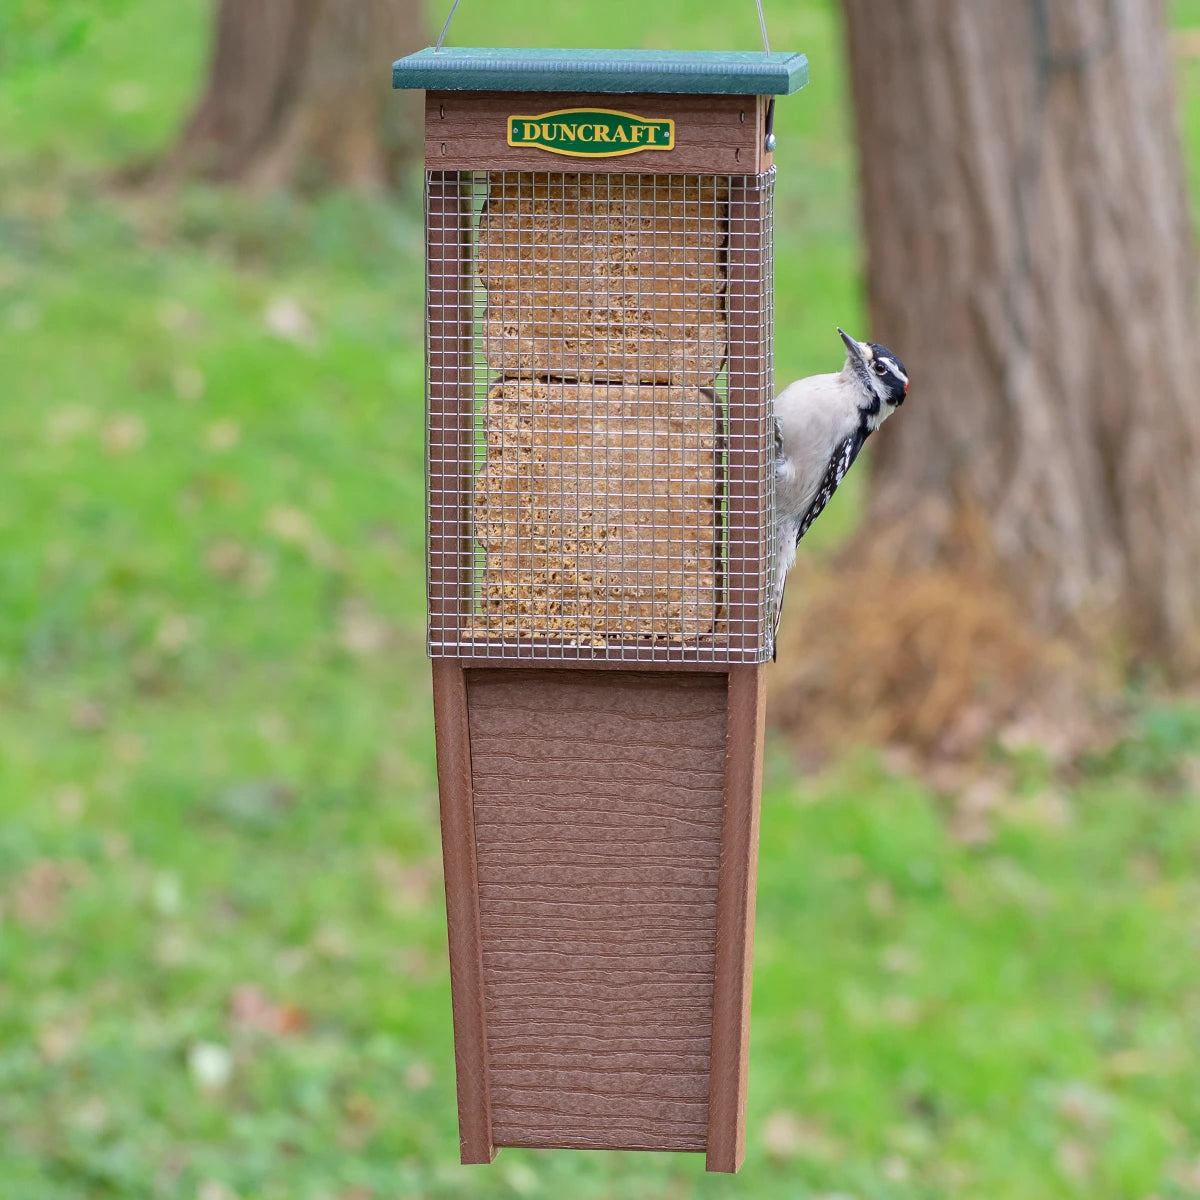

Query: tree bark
[[159, 0, 423, 190], [840, 0, 1200, 673]]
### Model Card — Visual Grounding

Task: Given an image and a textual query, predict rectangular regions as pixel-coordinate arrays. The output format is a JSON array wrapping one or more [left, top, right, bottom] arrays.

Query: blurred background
[[3, 1, 1200, 1197]]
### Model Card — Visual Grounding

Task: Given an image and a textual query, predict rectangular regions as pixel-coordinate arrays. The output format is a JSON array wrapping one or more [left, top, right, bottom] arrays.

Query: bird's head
[[838, 328, 908, 430]]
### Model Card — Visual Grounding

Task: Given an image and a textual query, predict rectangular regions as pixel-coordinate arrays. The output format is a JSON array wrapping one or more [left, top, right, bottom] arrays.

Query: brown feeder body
[[395, 45, 808, 1173]]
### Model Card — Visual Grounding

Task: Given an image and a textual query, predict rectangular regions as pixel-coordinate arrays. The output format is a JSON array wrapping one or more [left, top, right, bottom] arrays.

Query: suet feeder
[[393, 39, 807, 1173]]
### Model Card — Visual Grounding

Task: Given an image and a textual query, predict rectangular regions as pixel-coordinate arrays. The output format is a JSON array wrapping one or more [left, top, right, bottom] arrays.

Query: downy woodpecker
[[772, 328, 908, 656]]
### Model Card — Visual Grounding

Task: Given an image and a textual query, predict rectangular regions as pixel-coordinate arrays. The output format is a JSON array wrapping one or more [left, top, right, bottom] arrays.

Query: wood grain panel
[[427, 92, 768, 174], [466, 668, 728, 1153], [706, 663, 767, 1172], [430, 659, 495, 1164]]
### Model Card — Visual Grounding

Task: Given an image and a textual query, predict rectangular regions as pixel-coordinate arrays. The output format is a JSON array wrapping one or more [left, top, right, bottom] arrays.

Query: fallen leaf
[[210, 780, 295, 831], [501, 1162, 540, 1197], [1058, 1082, 1113, 1132], [264, 297, 315, 346], [111, 731, 146, 766], [206, 419, 240, 452], [1169, 1157, 1200, 1192], [391, 946, 434, 981], [882, 995, 920, 1027], [344, 1091, 377, 1124], [1104, 1048, 1152, 1078], [155, 930, 193, 967], [46, 406, 95, 443], [107, 81, 147, 113], [37, 1017, 83, 1063], [158, 300, 191, 332], [188, 1041, 233, 1093], [373, 852, 438, 911], [338, 600, 389, 657], [867, 879, 895, 917], [265, 505, 314, 545], [256, 712, 289, 743], [1056, 1138, 1093, 1184], [949, 778, 1005, 846], [9, 301, 40, 331], [71, 701, 107, 733], [761, 1110, 841, 1162], [1012, 789, 1074, 831], [12, 859, 89, 928], [313, 923, 353, 961], [153, 871, 183, 917], [881, 944, 918, 975], [1183, 755, 1200, 794], [68, 1097, 109, 1133], [155, 614, 195, 652], [197, 1182, 240, 1200], [205, 540, 249, 580], [229, 984, 307, 1037], [263, 505, 340, 568], [55, 784, 86, 819], [102, 414, 146, 455], [172, 365, 206, 401], [404, 1062, 434, 1092], [1173, 29, 1200, 58], [102, 832, 131, 861]]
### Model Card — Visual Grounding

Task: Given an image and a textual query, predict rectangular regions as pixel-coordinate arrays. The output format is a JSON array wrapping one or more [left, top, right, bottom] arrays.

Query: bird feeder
[[393, 43, 807, 1173]]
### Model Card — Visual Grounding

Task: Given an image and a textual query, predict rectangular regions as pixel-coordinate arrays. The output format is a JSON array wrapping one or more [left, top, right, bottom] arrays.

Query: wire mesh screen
[[426, 168, 775, 664]]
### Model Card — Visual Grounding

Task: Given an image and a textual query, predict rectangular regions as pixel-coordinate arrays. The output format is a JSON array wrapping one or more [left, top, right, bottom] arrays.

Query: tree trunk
[[159, 0, 423, 190], [840, 0, 1200, 673]]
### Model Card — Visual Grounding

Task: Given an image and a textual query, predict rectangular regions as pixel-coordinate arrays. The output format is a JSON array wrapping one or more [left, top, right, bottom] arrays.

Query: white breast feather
[[773, 371, 862, 526]]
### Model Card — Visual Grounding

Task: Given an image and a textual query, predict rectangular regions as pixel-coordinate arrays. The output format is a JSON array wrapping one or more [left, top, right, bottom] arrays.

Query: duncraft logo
[[507, 108, 675, 158]]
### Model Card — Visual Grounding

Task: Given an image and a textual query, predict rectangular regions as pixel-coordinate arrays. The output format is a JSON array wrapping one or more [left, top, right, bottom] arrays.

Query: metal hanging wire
[[756, 0, 771, 55], [435, 0, 462, 51], [435, 0, 772, 54]]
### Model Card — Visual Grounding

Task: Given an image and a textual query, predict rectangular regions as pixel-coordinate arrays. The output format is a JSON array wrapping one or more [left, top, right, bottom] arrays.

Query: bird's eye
[[873, 362, 886, 376]]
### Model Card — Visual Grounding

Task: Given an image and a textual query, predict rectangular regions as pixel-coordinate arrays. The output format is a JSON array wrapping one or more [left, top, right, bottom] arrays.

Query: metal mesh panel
[[425, 168, 775, 664]]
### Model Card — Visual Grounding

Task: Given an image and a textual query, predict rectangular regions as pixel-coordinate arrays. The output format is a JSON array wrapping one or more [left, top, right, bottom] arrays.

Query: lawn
[[2, 2, 1200, 1198]]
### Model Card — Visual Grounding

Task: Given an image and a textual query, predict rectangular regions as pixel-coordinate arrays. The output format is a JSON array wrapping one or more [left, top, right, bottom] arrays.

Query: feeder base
[[431, 660, 765, 1172]]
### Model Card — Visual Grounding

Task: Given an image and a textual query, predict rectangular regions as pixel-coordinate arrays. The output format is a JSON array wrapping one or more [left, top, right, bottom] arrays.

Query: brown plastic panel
[[427, 92, 770, 174]]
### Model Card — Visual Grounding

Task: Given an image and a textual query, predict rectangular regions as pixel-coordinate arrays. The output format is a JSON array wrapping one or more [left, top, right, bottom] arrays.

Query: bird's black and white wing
[[794, 427, 866, 545], [771, 427, 867, 657]]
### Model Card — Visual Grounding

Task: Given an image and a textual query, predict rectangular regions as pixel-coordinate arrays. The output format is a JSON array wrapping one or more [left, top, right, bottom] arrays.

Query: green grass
[[2, 2, 1200, 1197]]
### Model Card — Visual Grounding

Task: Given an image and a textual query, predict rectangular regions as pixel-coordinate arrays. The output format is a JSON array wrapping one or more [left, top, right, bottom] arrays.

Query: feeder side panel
[[706, 663, 767, 1173], [427, 92, 771, 175], [431, 659, 495, 1163], [466, 668, 728, 1152], [725, 177, 773, 652], [426, 174, 475, 649]]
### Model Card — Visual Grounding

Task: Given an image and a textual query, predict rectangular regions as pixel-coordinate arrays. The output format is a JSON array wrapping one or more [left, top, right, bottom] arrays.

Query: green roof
[[392, 48, 808, 96]]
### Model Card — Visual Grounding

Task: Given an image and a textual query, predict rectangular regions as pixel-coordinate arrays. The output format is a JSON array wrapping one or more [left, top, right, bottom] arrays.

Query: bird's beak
[[838, 327, 869, 364]]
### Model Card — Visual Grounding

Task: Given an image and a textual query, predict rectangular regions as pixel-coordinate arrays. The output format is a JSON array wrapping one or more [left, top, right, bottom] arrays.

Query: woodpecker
[[772, 328, 908, 657]]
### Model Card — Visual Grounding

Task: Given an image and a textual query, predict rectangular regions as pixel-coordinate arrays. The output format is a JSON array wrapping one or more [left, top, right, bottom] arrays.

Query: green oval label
[[507, 108, 676, 158]]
